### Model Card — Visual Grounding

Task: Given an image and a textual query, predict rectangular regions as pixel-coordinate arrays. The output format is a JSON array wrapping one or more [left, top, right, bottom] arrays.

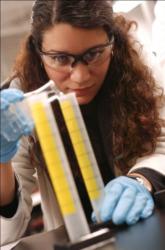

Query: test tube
[[1, 80, 57, 142], [1, 97, 34, 141], [59, 93, 105, 222], [27, 92, 90, 242]]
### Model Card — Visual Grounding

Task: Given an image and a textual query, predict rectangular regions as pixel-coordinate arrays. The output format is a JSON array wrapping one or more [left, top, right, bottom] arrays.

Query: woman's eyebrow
[[41, 48, 66, 54], [42, 41, 109, 54]]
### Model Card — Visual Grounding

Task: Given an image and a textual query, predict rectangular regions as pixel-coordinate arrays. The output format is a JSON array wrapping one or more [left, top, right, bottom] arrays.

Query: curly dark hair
[[9, 0, 163, 173]]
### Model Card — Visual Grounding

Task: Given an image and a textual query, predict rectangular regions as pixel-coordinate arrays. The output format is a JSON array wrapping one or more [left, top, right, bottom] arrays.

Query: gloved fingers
[[140, 195, 154, 219], [126, 193, 148, 225], [1, 99, 33, 141], [1, 110, 32, 142], [0, 98, 9, 110], [0, 139, 19, 163], [112, 186, 137, 225], [11, 109, 34, 136], [1, 89, 24, 104], [10, 114, 33, 137], [100, 182, 123, 222]]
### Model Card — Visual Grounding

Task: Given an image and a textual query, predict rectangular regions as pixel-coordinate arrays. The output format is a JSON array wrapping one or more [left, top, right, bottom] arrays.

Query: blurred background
[[1, 0, 165, 83]]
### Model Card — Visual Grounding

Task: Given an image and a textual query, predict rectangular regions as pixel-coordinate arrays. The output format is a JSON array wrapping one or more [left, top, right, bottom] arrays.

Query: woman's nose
[[70, 63, 91, 84]]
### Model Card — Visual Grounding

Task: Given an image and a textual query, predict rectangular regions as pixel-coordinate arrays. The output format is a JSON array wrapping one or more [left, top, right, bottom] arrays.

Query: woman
[[1, 0, 165, 245]]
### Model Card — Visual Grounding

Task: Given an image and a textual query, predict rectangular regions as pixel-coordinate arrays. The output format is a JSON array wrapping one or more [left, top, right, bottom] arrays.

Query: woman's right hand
[[0, 89, 34, 163]]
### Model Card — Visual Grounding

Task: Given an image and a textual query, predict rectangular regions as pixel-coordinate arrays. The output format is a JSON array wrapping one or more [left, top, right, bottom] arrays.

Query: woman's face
[[41, 23, 112, 105]]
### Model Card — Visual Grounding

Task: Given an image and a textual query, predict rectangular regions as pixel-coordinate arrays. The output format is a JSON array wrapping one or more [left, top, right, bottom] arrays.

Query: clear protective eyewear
[[38, 37, 114, 73]]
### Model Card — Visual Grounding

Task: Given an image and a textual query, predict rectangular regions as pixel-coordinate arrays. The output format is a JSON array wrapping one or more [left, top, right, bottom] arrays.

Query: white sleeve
[[129, 47, 165, 176], [152, 1, 165, 62], [129, 107, 165, 175], [1, 136, 37, 246]]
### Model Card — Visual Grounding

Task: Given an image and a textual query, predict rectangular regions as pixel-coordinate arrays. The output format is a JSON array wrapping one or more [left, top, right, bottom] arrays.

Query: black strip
[[50, 99, 93, 222], [131, 167, 165, 192]]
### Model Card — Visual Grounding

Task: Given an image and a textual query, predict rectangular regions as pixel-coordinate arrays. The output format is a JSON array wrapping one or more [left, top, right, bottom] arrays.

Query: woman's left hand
[[92, 176, 154, 225]]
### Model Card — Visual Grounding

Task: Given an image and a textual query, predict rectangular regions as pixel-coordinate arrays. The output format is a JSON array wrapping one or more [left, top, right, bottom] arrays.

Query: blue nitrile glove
[[0, 89, 34, 163], [92, 176, 154, 225]]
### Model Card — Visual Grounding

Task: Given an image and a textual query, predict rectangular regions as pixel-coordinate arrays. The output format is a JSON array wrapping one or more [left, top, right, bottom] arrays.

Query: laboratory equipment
[[27, 92, 90, 242], [59, 93, 105, 222]]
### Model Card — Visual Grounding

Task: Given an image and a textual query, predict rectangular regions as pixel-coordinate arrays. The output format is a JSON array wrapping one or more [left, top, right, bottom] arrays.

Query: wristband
[[127, 173, 153, 193]]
